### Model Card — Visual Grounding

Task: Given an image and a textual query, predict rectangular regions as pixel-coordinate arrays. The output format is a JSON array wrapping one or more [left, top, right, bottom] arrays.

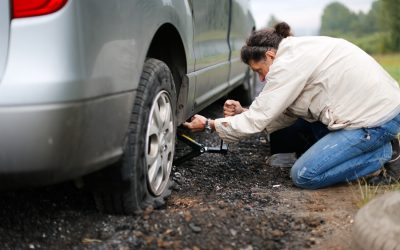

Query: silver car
[[0, 0, 255, 214]]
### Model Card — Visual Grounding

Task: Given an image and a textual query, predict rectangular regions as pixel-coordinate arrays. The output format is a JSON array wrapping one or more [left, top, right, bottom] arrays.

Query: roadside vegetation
[[373, 53, 400, 83], [320, 0, 399, 54], [353, 179, 400, 207]]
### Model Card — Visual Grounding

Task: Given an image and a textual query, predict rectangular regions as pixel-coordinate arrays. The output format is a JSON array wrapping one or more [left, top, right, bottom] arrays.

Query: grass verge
[[353, 178, 400, 208], [373, 53, 400, 83]]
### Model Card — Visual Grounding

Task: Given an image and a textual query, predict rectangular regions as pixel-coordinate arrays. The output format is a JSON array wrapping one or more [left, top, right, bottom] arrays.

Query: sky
[[250, 0, 375, 35]]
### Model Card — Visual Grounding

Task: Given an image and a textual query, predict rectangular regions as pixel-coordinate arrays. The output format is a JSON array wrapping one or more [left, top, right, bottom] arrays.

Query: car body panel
[[0, 92, 133, 189], [1, 0, 195, 105], [0, 0, 254, 188]]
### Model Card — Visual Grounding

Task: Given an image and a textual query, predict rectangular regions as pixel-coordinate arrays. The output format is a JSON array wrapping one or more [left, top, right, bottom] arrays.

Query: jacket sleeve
[[215, 110, 297, 143], [214, 40, 315, 142], [265, 111, 297, 134]]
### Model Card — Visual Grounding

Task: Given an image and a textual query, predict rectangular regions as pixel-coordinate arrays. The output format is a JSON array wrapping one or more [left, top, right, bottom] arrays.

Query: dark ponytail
[[274, 22, 291, 38], [241, 22, 292, 64]]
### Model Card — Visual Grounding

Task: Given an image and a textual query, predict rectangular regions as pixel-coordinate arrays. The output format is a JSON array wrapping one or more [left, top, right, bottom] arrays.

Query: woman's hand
[[183, 114, 207, 132], [223, 100, 245, 117]]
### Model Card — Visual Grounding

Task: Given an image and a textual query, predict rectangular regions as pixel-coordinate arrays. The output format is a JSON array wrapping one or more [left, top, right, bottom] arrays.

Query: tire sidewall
[[125, 58, 177, 209]]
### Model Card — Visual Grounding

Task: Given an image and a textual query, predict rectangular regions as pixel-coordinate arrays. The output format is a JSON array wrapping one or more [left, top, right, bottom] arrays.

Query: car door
[[228, 0, 254, 86], [190, 0, 231, 111]]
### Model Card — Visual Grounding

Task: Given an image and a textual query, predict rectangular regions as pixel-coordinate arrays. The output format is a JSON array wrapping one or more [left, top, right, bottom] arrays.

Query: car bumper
[[0, 92, 133, 189]]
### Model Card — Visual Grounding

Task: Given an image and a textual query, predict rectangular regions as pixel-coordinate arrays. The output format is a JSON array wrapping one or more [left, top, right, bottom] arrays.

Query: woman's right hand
[[223, 99, 244, 117]]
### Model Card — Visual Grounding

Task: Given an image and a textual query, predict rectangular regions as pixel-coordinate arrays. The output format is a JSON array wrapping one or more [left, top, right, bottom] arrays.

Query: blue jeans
[[290, 113, 400, 189]]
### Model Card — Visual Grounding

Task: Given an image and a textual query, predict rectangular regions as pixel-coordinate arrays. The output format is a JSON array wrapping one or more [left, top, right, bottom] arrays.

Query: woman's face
[[248, 50, 276, 82]]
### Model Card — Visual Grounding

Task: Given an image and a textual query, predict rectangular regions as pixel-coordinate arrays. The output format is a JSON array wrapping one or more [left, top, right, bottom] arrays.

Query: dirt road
[[0, 98, 360, 250]]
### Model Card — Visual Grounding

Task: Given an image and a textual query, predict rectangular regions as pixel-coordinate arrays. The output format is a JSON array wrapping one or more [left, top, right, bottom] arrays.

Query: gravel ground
[[0, 96, 360, 250]]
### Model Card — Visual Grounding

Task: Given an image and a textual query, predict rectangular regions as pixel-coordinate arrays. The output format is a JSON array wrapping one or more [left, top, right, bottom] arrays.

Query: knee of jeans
[[290, 164, 320, 189]]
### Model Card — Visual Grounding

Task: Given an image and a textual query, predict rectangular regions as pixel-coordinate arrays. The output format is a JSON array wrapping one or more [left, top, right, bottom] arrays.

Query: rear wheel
[[87, 58, 177, 214]]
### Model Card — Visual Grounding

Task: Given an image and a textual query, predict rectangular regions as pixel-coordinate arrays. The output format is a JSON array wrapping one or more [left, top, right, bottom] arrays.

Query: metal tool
[[173, 132, 228, 166]]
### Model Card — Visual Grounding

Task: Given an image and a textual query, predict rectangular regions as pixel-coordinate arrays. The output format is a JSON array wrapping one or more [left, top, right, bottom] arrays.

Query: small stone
[[270, 229, 284, 237], [183, 211, 192, 222], [189, 223, 202, 233], [164, 228, 174, 235], [29, 244, 35, 249], [229, 229, 237, 236], [239, 245, 253, 250], [217, 200, 227, 209], [143, 206, 154, 220], [308, 237, 317, 245], [244, 205, 253, 211], [143, 206, 154, 216]]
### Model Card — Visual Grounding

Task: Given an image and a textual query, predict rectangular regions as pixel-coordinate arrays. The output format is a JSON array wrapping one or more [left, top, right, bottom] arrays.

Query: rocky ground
[[0, 98, 362, 250]]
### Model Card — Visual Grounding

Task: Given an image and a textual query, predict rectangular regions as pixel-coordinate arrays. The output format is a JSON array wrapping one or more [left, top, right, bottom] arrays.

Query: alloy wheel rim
[[145, 90, 175, 196]]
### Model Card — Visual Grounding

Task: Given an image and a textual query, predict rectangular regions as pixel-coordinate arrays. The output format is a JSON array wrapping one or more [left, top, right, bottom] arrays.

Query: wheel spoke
[[161, 102, 172, 132], [148, 154, 162, 187], [162, 147, 173, 167], [146, 145, 158, 166], [148, 121, 159, 138], [152, 103, 163, 130]]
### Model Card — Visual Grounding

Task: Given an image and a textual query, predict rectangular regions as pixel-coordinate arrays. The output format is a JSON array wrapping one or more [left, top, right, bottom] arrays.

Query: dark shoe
[[388, 137, 400, 164], [368, 138, 400, 185], [266, 153, 297, 168]]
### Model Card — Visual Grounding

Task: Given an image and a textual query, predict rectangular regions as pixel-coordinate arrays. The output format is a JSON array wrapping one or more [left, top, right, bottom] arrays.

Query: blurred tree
[[381, 0, 400, 51], [318, 0, 397, 53], [320, 1, 384, 36], [351, 2, 381, 35], [320, 2, 357, 36], [266, 15, 280, 28], [366, 1, 385, 33], [349, 11, 366, 35]]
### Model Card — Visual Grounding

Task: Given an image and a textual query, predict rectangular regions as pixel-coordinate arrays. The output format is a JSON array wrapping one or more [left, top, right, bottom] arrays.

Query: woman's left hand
[[183, 114, 207, 132]]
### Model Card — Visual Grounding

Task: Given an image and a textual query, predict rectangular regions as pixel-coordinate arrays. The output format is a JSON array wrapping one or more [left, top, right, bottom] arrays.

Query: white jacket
[[215, 36, 400, 142]]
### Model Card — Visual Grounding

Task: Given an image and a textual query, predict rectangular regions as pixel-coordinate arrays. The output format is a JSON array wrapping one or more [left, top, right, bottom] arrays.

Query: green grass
[[373, 53, 400, 83], [353, 178, 400, 208], [340, 32, 391, 54]]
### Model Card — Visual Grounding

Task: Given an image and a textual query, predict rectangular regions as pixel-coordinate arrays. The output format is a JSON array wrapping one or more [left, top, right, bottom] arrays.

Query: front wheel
[[87, 58, 177, 214]]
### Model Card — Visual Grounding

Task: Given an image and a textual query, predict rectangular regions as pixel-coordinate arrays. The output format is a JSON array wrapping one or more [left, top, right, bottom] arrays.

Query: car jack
[[173, 132, 228, 166]]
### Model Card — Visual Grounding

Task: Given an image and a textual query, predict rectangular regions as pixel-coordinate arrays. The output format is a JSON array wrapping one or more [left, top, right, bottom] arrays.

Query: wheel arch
[[147, 24, 187, 95], [146, 23, 189, 124]]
